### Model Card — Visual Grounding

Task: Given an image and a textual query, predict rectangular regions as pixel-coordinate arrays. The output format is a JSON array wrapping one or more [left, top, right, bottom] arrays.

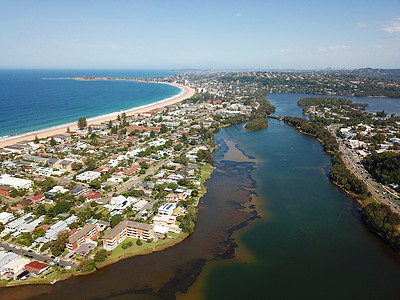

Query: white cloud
[[383, 18, 400, 33], [235, 13, 241, 17], [279, 49, 290, 53], [357, 22, 368, 28], [318, 45, 350, 52]]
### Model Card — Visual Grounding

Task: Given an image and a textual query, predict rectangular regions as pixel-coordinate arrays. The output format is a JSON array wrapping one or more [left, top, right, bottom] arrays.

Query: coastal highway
[[328, 126, 400, 213]]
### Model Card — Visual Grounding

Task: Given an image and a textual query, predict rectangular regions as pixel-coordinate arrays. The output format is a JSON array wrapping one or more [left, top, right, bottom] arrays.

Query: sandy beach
[[0, 81, 195, 148]]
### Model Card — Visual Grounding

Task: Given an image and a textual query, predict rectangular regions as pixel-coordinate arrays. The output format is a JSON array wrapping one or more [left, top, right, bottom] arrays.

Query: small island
[[245, 118, 269, 130]]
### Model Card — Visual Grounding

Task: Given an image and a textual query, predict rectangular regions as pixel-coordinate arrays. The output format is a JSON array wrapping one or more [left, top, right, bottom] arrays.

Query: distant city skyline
[[1, 0, 399, 69]]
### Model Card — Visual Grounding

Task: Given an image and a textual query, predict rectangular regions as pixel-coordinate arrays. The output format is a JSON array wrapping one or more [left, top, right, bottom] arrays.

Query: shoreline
[[0, 81, 195, 148]]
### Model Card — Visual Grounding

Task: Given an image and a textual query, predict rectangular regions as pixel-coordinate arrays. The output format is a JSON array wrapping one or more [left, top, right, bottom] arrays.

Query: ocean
[[0, 69, 180, 138]]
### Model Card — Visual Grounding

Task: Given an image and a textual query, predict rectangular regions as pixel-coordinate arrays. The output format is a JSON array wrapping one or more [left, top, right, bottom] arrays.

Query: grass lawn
[[97, 233, 188, 268], [200, 163, 213, 185]]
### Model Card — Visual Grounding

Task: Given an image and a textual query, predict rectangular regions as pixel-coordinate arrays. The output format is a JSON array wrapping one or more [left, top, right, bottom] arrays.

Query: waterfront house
[[24, 261, 49, 276], [2, 257, 30, 279]]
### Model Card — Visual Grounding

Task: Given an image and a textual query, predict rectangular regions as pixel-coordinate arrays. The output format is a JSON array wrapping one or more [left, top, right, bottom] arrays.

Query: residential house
[[24, 261, 49, 276], [0, 185, 13, 196], [102, 220, 154, 251], [66, 224, 99, 251]]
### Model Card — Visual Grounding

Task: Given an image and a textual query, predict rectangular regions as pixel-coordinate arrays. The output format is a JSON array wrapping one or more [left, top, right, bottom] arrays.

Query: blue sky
[[0, 0, 399, 69]]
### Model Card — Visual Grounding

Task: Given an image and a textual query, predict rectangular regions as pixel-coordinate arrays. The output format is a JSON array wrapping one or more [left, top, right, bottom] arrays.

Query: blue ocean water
[[0, 69, 179, 137]]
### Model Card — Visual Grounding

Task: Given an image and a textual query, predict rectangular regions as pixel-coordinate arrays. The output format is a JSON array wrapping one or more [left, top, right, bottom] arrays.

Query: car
[[0, 247, 3, 250], [9, 244, 15, 248], [68, 254, 74, 259], [54, 257, 60, 262], [28, 249, 32, 252], [49, 261, 55, 265], [65, 266, 71, 270], [15, 246, 20, 249]]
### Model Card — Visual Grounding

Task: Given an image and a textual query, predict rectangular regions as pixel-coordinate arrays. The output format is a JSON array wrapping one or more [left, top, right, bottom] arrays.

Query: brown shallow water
[[0, 137, 259, 300]]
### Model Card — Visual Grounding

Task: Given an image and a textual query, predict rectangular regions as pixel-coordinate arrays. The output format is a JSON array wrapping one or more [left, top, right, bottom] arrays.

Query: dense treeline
[[283, 116, 338, 153], [252, 97, 276, 117], [329, 154, 369, 200], [223, 114, 250, 126], [297, 97, 369, 109], [297, 97, 353, 107], [245, 118, 269, 130], [223, 96, 275, 127], [363, 152, 400, 185], [362, 202, 400, 252]]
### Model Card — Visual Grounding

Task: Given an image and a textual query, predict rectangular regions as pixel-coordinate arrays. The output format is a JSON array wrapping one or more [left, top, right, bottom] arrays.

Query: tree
[[85, 157, 97, 171], [77, 259, 96, 272], [136, 239, 142, 246], [160, 124, 168, 133], [46, 207, 56, 218], [196, 149, 213, 164], [38, 177, 57, 192], [71, 162, 83, 171], [78, 117, 87, 130], [34, 135, 40, 144], [9, 189, 19, 198], [35, 204, 47, 215], [33, 227, 45, 238], [50, 137, 57, 146], [50, 231, 69, 256], [94, 249, 108, 262], [54, 201, 71, 214], [110, 214, 122, 228]]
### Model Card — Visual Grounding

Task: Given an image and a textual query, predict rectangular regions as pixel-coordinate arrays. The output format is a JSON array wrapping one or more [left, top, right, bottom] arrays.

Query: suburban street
[[0, 242, 75, 269]]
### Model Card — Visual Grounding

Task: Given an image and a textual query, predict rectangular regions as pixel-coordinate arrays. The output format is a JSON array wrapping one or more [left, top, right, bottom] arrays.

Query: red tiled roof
[[25, 261, 48, 271], [31, 194, 44, 201]]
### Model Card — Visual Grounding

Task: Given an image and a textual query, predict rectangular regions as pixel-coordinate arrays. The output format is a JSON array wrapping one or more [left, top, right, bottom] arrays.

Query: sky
[[0, 0, 399, 70]]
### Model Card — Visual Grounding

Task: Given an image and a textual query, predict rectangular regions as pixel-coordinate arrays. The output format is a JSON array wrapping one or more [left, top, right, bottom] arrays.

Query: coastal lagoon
[[186, 93, 400, 299], [0, 70, 180, 138], [2, 91, 400, 299]]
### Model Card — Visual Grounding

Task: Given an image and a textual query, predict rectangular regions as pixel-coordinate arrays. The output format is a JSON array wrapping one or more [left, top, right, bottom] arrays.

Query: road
[[115, 158, 168, 194], [0, 241, 75, 269], [328, 125, 400, 213]]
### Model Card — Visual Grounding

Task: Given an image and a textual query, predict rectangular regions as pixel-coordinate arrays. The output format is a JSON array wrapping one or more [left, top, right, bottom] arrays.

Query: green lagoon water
[[201, 94, 400, 300]]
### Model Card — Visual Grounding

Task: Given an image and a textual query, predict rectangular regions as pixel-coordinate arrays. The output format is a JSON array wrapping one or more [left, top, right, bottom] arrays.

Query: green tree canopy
[[78, 117, 87, 129]]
